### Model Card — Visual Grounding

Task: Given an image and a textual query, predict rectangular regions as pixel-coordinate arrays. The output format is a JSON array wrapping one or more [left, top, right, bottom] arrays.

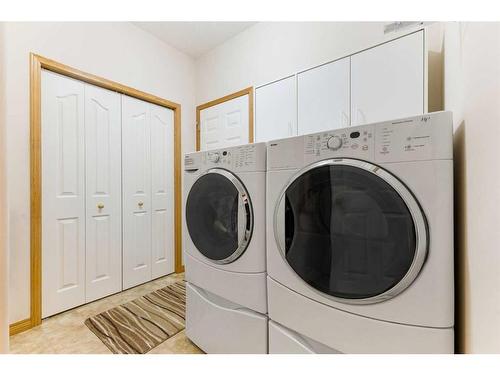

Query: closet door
[[41, 70, 85, 318], [122, 95, 152, 289], [255, 76, 296, 142], [151, 104, 175, 278], [84, 84, 122, 302], [298, 57, 350, 134]]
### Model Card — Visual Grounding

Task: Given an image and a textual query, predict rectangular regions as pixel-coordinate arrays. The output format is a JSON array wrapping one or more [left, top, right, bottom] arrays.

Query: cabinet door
[[122, 95, 152, 289], [351, 31, 424, 126], [298, 57, 350, 135], [255, 76, 296, 142], [199, 95, 249, 151], [41, 70, 85, 318], [84, 84, 122, 302], [151, 104, 175, 279]]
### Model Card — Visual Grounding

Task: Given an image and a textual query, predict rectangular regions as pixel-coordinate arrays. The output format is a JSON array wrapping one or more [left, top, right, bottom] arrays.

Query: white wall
[[0, 22, 9, 353], [3, 22, 197, 324], [444, 22, 500, 353], [195, 22, 441, 105]]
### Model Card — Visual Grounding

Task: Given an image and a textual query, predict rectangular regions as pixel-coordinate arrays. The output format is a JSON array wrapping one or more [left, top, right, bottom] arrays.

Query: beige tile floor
[[9, 273, 203, 354]]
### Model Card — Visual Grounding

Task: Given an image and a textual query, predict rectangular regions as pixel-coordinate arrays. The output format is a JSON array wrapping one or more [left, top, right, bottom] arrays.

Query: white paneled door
[[351, 31, 424, 126], [122, 95, 152, 289], [84, 84, 122, 302], [255, 76, 297, 142], [151, 104, 175, 279], [42, 70, 86, 318], [199, 94, 249, 151], [298, 57, 350, 134]]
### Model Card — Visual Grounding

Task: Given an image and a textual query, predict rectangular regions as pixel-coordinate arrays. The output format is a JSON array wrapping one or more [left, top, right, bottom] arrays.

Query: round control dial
[[208, 152, 220, 163], [327, 135, 343, 151]]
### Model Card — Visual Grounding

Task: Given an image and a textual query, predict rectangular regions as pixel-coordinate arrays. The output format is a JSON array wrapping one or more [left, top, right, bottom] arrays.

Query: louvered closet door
[[42, 70, 86, 318], [151, 104, 175, 278], [122, 95, 152, 289], [84, 84, 122, 302]]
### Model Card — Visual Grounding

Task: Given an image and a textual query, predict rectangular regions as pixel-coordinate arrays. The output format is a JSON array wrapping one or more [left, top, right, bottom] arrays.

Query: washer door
[[186, 168, 253, 264], [274, 158, 428, 304]]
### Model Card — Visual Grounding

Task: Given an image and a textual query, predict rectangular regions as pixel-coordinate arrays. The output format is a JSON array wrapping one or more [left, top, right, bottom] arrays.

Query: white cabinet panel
[[122, 95, 152, 289], [41, 70, 86, 318], [151, 104, 175, 278], [84, 84, 122, 302], [298, 57, 350, 135], [255, 76, 296, 142], [199, 94, 249, 151], [351, 31, 424, 126]]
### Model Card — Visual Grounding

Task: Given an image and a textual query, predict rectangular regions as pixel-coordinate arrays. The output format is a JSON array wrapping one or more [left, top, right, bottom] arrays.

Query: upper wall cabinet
[[351, 31, 424, 126], [255, 76, 296, 142], [298, 57, 350, 135]]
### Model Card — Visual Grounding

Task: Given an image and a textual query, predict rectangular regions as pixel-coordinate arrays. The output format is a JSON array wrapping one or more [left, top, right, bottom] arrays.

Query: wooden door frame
[[10, 53, 184, 336], [195, 87, 254, 151]]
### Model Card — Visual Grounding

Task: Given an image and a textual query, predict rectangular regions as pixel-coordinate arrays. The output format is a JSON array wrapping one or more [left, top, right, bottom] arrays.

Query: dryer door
[[186, 168, 253, 264], [274, 158, 428, 304]]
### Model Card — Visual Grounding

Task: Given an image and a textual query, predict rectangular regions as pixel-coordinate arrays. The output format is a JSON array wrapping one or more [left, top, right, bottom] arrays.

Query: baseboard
[[9, 318, 33, 336]]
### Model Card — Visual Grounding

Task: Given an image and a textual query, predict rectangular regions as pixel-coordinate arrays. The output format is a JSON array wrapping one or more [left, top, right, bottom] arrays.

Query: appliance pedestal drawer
[[186, 282, 268, 354]]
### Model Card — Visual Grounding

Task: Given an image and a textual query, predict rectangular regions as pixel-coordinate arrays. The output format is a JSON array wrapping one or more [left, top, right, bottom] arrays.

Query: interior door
[[84, 84, 122, 302], [255, 76, 297, 142], [298, 57, 350, 135], [151, 104, 175, 278], [122, 95, 152, 289], [275, 159, 427, 303], [351, 31, 424, 126], [199, 94, 249, 151], [41, 70, 86, 318]]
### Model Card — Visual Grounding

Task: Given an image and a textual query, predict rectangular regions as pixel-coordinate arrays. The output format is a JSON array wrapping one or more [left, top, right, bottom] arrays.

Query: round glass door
[[274, 159, 427, 304], [186, 169, 253, 264]]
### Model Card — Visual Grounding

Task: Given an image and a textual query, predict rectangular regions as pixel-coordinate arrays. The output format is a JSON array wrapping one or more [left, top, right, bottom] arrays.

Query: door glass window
[[284, 165, 417, 299], [186, 173, 239, 261]]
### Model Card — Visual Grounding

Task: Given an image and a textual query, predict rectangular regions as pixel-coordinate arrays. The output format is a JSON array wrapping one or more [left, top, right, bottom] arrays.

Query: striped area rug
[[85, 281, 186, 354]]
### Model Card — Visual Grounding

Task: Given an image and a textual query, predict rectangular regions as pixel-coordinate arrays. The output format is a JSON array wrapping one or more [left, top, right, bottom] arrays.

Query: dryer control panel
[[304, 125, 375, 164]]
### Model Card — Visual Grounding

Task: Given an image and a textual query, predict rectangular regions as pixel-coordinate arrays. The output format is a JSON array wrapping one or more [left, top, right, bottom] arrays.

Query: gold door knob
[[138, 201, 144, 207], [97, 203, 104, 209]]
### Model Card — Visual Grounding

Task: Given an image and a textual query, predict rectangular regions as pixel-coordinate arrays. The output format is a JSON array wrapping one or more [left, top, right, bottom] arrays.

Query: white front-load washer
[[183, 143, 267, 354], [266, 112, 454, 354]]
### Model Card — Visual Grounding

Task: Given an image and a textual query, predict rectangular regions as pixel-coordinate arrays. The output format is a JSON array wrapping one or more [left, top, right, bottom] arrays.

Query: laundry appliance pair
[[183, 111, 454, 354]]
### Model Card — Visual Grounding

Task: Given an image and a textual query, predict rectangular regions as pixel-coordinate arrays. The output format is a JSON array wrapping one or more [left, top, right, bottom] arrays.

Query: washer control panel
[[304, 126, 374, 162], [185, 143, 266, 172]]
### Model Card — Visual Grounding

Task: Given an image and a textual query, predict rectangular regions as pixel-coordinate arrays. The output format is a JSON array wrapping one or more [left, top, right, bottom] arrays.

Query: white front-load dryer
[[266, 112, 454, 354], [184, 143, 267, 353]]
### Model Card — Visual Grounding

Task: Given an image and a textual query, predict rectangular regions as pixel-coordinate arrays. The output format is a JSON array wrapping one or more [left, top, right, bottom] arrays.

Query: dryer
[[266, 112, 454, 353], [183, 143, 267, 354]]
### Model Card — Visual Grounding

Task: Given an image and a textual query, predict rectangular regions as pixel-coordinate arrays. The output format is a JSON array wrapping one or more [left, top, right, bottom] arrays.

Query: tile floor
[[9, 273, 203, 354]]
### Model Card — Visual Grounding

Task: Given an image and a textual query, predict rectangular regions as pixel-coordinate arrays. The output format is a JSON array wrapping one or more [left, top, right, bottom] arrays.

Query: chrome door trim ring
[[189, 168, 253, 265], [273, 158, 428, 305]]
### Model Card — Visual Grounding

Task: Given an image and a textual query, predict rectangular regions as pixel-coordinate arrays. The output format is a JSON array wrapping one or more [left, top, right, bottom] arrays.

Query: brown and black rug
[[85, 281, 186, 354]]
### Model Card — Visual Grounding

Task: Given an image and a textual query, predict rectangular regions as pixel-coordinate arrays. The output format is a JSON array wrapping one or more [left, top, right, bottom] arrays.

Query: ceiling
[[134, 22, 256, 59]]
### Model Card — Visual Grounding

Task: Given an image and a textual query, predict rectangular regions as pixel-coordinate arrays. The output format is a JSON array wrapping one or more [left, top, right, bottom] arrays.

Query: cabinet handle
[[138, 201, 144, 208], [342, 111, 349, 127], [97, 203, 104, 210], [356, 108, 366, 125]]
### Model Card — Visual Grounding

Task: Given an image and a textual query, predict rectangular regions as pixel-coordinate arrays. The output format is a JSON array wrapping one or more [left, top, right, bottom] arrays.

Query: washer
[[266, 112, 454, 354], [183, 143, 267, 354]]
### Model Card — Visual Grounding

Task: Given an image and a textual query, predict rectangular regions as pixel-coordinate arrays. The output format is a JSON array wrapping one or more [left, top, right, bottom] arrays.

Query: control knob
[[208, 152, 220, 163], [327, 135, 343, 151]]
